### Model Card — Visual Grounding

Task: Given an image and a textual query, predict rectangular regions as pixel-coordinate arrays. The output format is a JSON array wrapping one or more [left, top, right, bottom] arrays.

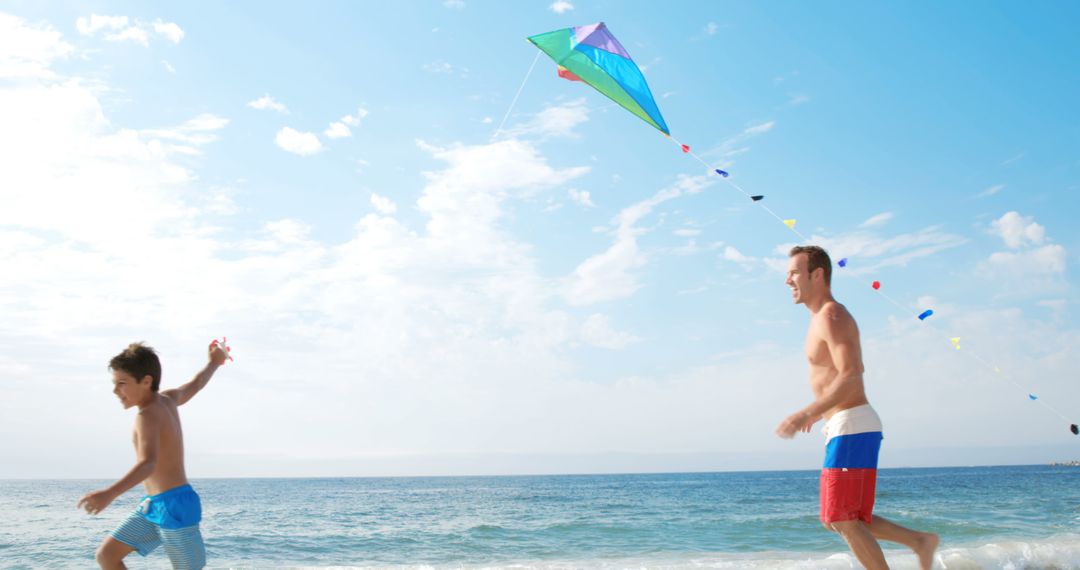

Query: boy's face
[[112, 369, 152, 409]]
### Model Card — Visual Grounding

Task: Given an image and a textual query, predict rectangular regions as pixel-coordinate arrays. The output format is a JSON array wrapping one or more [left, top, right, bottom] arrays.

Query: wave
[[280, 533, 1080, 569]]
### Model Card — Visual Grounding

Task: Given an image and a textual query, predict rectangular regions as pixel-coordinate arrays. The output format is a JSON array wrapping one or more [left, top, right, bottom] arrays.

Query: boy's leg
[[829, 520, 889, 570], [94, 536, 134, 570], [868, 515, 939, 570], [161, 525, 207, 570]]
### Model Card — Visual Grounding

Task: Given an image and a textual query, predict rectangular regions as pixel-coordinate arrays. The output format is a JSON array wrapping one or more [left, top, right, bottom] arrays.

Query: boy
[[79, 341, 228, 569]]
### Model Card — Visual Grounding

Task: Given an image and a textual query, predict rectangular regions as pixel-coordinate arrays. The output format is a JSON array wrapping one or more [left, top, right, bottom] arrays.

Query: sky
[[1, 1, 1078, 479]]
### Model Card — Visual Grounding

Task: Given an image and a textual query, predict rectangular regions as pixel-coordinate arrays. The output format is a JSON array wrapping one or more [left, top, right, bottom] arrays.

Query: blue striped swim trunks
[[110, 484, 206, 569]]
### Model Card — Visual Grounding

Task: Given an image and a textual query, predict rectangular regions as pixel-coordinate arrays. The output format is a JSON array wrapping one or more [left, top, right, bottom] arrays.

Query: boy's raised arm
[[161, 342, 229, 406]]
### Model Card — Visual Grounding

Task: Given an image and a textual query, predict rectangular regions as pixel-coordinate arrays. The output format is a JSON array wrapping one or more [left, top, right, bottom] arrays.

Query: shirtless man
[[775, 245, 938, 570], [79, 341, 228, 569]]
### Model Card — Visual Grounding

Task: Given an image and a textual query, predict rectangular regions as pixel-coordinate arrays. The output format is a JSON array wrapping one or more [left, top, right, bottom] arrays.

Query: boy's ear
[[139, 374, 154, 386]]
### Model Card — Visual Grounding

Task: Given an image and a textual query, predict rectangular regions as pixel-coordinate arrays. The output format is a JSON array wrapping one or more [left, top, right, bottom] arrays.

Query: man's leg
[[868, 515, 939, 570], [94, 536, 134, 570], [829, 520, 889, 570]]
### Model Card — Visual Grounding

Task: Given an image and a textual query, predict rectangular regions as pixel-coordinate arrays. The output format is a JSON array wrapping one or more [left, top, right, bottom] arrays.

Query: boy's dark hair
[[789, 245, 833, 286], [109, 342, 162, 392]]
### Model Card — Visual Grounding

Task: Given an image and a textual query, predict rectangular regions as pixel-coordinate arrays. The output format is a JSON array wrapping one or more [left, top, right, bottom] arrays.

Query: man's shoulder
[[816, 301, 857, 333]]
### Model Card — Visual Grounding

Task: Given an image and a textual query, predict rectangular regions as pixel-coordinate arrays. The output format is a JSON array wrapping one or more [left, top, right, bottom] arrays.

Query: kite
[[918, 309, 934, 321], [211, 337, 234, 362], [751, 195, 764, 201], [783, 219, 797, 229], [715, 169, 730, 178], [1072, 424, 1078, 435], [838, 258, 848, 268], [1029, 394, 1038, 401], [950, 337, 961, 350], [872, 281, 881, 290], [528, 22, 669, 135]]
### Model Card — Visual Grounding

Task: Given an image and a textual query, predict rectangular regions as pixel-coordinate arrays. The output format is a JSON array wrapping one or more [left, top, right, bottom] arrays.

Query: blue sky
[[1, 1, 1078, 478]]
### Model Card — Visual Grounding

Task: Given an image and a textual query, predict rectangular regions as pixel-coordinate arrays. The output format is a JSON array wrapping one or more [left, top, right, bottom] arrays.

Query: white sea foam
[[309, 534, 1080, 569]]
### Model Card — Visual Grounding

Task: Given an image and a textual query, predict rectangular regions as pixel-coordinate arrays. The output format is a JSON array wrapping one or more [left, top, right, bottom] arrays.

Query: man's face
[[785, 253, 813, 305], [112, 369, 150, 409]]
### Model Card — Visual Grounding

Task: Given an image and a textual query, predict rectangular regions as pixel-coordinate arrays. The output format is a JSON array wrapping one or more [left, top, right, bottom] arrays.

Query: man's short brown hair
[[109, 342, 162, 392], [789, 245, 833, 286]]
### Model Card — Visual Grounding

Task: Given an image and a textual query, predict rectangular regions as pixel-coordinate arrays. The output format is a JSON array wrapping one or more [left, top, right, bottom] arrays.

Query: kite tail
[[666, 133, 808, 242]]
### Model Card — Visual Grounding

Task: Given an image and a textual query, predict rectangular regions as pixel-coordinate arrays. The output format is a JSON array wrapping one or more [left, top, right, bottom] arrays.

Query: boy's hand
[[208, 340, 229, 365], [77, 488, 116, 515]]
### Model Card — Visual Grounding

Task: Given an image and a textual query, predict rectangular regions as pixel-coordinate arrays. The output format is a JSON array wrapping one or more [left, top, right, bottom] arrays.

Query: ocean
[[2, 465, 1078, 569]]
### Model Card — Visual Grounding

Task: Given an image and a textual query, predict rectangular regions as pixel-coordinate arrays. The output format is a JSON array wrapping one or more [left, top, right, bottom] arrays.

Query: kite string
[[667, 134, 809, 241], [491, 51, 543, 143], [666, 132, 1076, 428]]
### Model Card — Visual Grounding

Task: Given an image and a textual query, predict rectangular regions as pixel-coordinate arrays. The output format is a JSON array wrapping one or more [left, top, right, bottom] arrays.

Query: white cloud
[[443, 0, 466, 8], [324, 122, 351, 139], [722, 245, 753, 263], [549, 1, 575, 14], [776, 226, 967, 275], [481, 117, 493, 124], [705, 22, 719, 35], [674, 229, 700, 237], [105, 26, 150, 46], [423, 60, 454, 74], [0, 14, 74, 80], [743, 121, 775, 135], [990, 211, 1045, 249], [370, 193, 397, 215], [161, 60, 176, 74], [275, 127, 323, 156], [985, 244, 1066, 275], [977, 184, 1005, 198], [247, 94, 289, 114], [76, 16, 183, 47], [787, 94, 810, 106], [859, 212, 894, 228], [1002, 151, 1026, 166], [152, 19, 184, 44], [580, 314, 640, 349], [341, 107, 368, 127], [568, 188, 595, 208], [75, 14, 128, 35], [502, 99, 590, 140], [564, 175, 711, 305]]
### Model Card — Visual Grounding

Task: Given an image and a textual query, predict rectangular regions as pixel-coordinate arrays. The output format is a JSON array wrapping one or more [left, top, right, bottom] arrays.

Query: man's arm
[[776, 306, 863, 438], [800, 322, 863, 420], [77, 411, 160, 514], [161, 342, 228, 406]]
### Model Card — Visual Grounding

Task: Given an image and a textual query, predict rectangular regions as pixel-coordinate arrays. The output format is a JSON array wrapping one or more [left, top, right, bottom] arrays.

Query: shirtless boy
[[775, 245, 938, 570], [79, 341, 228, 569]]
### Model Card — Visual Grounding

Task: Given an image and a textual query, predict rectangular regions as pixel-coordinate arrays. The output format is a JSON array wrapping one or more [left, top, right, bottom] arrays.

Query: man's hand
[[776, 410, 812, 439], [208, 341, 229, 366], [77, 488, 116, 515]]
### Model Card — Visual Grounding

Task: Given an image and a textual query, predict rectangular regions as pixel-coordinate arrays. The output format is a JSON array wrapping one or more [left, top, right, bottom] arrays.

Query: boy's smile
[[112, 370, 151, 409]]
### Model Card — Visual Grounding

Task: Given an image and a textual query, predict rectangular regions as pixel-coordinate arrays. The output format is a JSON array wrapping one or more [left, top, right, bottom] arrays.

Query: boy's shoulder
[[137, 395, 176, 421]]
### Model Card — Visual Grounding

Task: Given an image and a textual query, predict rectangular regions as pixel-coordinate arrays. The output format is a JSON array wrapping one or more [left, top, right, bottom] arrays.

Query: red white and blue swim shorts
[[820, 404, 883, 525]]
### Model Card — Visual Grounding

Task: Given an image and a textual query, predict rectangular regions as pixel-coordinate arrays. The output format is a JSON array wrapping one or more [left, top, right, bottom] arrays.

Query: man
[[79, 341, 229, 569], [776, 245, 938, 570]]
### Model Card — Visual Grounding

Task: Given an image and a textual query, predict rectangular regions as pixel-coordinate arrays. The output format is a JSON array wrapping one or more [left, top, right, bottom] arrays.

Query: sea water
[[2, 465, 1078, 568]]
